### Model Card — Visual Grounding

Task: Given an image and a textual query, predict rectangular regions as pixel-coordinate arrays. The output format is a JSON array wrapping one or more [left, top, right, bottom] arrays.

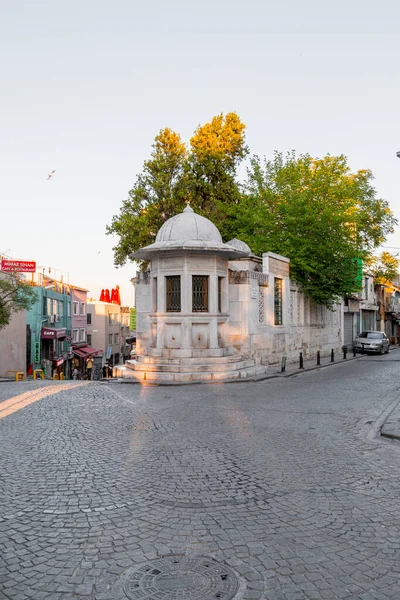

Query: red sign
[[1, 259, 36, 272]]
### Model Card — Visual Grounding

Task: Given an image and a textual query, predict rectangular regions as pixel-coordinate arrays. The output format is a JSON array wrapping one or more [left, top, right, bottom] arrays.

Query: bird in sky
[[47, 170, 55, 180]]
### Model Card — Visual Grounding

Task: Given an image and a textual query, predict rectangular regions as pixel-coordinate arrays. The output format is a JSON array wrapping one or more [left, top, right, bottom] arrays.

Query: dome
[[226, 238, 252, 254], [156, 204, 222, 243], [132, 204, 250, 260]]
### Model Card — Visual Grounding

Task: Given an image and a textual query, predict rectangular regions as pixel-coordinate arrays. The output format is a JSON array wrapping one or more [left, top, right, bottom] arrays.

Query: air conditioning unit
[[55, 316, 61, 322], [49, 315, 55, 323]]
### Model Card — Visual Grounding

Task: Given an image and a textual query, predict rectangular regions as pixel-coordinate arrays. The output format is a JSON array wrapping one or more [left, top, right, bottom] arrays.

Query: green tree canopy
[[236, 152, 397, 307], [0, 273, 37, 329], [106, 113, 248, 266], [364, 251, 399, 285]]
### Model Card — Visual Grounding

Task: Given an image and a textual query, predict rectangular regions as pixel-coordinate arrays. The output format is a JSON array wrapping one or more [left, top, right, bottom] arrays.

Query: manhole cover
[[124, 554, 239, 599]]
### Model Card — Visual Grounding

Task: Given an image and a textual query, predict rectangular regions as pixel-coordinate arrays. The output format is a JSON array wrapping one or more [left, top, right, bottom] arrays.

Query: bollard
[[316, 351, 321, 366], [343, 345, 347, 360], [281, 356, 286, 373], [353, 345, 357, 357], [299, 352, 304, 369], [331, 349, 335, 362]]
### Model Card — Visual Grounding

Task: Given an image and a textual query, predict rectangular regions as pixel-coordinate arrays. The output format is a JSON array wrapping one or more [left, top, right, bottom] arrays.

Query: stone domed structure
[[133, 205, 248, 260]]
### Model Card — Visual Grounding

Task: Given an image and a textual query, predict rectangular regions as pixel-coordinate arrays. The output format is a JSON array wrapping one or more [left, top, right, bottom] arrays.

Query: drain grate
[[124, 554, 239, 599]]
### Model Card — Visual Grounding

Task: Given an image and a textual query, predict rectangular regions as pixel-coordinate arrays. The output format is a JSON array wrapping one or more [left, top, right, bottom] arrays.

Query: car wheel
[[379, 345, 384, 355], [385, 345, 389, 354]]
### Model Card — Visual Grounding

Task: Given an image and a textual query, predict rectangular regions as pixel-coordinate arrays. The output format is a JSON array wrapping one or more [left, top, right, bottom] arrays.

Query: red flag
[[104, 289, 111, 303], [100, 289, 105, 302]]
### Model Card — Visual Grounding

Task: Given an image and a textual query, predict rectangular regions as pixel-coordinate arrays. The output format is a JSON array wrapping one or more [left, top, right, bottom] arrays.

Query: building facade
[[86, 300, 121, 366], [26, 277, 72, 378], [116, 205, 343, 383]]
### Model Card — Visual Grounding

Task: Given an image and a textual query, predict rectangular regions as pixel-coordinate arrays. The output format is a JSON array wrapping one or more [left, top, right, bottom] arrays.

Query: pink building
[[71, 286, 100, 376]]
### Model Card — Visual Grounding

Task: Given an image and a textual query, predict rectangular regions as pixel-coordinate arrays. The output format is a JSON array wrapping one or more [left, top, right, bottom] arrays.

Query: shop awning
[[73, 345, 102, 358], [41, 327, 67, 340]]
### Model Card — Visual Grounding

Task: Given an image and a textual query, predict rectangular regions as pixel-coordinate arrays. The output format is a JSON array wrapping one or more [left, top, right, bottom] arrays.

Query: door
[[343, 313, 354, 347]]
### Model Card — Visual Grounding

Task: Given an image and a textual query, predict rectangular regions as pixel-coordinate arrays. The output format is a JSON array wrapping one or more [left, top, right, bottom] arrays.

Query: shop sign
[[56, 358, 64, 367], [34, 342, 40, 362], [1, 259, 36, 272], [348, 299, 360, 312], [130, 308, 136, 330], [106, 346, 112, 359]]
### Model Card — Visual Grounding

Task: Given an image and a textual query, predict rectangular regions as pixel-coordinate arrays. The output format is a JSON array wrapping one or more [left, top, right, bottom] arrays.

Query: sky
[[1, 0, 400, 304]]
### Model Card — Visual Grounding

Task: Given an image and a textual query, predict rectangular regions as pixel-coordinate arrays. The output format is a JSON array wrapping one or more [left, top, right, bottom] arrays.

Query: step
[[137, 354, 247, 365], [117, 364, 267, 383], [144, 347, 235, 359], [131, 359, 256, 373]]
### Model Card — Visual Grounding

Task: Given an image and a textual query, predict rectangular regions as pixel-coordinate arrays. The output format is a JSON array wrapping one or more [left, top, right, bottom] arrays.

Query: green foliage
[[0, 273, 37, 329], [237, 152, 397, 307], [107, 117, 396, 308], [364, 252, 399, 284], [106, 113, 248, 266]]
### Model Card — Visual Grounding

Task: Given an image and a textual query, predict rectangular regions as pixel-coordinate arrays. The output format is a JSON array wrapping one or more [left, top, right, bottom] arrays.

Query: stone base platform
[[113, 350, 267, 383]]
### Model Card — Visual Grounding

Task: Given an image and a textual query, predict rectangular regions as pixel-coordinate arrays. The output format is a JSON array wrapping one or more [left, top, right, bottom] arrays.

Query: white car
[[353, 331, 389, 355]]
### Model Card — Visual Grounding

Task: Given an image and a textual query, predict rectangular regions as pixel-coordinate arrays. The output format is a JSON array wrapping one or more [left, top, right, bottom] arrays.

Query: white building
[[115, 205, 342, 383]]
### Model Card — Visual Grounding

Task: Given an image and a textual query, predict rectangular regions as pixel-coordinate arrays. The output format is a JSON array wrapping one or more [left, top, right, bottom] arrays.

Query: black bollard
[[281, 356, 286, 373], [331, 348, 335, 362], [316, 351, 321, 366], [343, 345, 347, 360], [353, 345, 357, 357], [299, 352, 304, 369]]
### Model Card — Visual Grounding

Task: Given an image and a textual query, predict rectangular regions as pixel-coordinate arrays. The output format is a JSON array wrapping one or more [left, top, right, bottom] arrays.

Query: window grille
[[87, 313, 92, 325], [192, 276, 209, 312], [258, 287, 265, 323], [218, 277, 223, 313], [166, 276, 181, 312], [274, 278, 283, 325]]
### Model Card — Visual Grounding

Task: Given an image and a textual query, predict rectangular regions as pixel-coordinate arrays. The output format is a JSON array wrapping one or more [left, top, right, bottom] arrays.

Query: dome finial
[[183, 198, 193, 213]]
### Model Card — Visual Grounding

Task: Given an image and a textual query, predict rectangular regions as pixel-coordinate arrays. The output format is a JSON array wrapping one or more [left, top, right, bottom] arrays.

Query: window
[[80, 303, 85, 316], [114, 333, 119, 344], [108, 314, 112, 325], [274, 278, 283, 325], [67, 302, 71, 317], [73, 329, 79, 342], [218, 277, 223, 313], [192, 276, 209, 312], [59, 301, 64, 317], [166, 276, 181, 312], [73, 301, 78, 316], [87, 313, 92, 325], [87, 334, 92, 345], [53, 299, 58, 316], [153, 277, 158, 312], [79, 328, 85, 342], [47, 298, 52, 316], [108, 333, 113, 345]]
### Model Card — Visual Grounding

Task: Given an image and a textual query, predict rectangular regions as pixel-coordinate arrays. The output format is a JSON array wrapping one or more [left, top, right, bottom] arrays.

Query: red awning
[[73, 345, 102, 358], [41, 327, 67, 340]]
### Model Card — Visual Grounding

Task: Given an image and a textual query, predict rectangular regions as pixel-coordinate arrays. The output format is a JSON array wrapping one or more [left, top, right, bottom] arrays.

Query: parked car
[[353, 331, 389, 354]]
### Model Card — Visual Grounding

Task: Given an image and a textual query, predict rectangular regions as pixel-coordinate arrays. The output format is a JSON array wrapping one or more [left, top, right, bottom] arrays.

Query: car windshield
[[358, 332, 383, 339]]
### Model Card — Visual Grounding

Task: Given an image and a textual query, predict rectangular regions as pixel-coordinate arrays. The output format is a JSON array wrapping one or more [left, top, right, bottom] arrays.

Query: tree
[[0, 273, 37, 329], [106, 113, 248, 266], [364, 252, 399, 284], [237, 152, 397, 307]]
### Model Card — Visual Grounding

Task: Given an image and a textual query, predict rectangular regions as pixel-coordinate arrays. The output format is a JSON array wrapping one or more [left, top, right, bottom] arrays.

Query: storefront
[[40, 327, 68, 378], [72, 345, 102, 379]]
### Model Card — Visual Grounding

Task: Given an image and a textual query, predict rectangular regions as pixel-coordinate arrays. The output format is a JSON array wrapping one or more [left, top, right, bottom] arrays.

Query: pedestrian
[[86, 357, 93, 380], [72, 367, 79, 380]]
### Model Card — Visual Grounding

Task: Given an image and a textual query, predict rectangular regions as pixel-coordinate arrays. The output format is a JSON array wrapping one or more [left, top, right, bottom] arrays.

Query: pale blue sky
[[1, 0, 400, 303]]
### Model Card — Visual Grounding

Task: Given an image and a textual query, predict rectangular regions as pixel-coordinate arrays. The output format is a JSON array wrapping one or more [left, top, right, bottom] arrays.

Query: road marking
[[0, 382, 90, 419]]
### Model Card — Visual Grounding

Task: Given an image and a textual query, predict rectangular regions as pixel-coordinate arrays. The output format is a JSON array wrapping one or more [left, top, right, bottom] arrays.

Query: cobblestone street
[[2, 355, 400, 600]]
